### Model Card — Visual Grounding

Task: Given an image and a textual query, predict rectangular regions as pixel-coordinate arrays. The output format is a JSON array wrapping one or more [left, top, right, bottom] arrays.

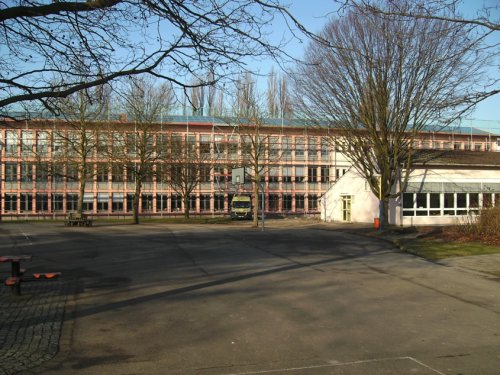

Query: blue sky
[[262, 0, 500, 133]]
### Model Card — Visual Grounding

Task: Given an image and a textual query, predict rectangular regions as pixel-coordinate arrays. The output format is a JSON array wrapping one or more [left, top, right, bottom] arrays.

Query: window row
[[402, 192, 500, 216], [2, 163, 334, 184], [2, 193, 319, 213]]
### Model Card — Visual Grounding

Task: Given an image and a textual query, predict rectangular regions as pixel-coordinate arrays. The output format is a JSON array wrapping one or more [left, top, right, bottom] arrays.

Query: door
[[342, 195, 351, 222]]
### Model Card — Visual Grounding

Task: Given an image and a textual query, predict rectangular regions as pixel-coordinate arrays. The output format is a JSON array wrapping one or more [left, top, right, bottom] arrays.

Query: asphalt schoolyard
[[0, 220, 499, 375]]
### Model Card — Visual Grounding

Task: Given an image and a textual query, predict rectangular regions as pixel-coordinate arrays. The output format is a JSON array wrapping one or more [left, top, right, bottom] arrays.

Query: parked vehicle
[[230, 196, 252, 220]]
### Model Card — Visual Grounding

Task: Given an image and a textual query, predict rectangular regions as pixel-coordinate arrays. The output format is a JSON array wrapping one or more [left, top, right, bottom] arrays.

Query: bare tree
[[294, 1, 488, 226], [158, 134, 210, 219], [228, 77, 282, 227], [42, 88, 109, 215], [0, 0, 315, 118], [110, 76, 174, 224], [337, 0, 500, 107], [267, 68, 294, 119]]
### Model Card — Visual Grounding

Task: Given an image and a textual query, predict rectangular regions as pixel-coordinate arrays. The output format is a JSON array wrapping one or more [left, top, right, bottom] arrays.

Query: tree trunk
[[252, 178, 259, 227], [183, 195, 190, 219], [77, 179, 86, 215], [381, 198, 390, 227], [132, 179, 142, 224]]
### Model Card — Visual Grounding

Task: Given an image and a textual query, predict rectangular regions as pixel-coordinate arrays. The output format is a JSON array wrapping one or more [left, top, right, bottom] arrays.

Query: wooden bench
[[64, 212, 93, 227]]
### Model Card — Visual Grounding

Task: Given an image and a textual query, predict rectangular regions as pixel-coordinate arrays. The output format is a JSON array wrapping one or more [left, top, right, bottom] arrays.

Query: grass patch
[[399, 239, 500, 260]]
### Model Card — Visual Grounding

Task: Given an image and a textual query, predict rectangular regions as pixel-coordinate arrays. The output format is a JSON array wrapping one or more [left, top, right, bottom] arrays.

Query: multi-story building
[[0, 115, 498, 219]]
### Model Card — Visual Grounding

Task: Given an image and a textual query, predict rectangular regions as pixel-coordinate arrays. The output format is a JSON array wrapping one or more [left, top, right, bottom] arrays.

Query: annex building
[[0, 114, 499, 221]]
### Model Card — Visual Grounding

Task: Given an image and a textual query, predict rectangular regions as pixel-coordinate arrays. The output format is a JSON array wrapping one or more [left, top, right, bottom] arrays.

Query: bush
[[458, 206, 500, 238]]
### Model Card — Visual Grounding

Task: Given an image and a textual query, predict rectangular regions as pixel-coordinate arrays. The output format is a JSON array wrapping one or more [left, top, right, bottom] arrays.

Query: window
[[269, 137, 279, 158], [97, 164, 109, 182], [52, 194, 64, 211], [268, 166, 279, 183], [474, 143, 482, 151], [308, 138, 318, 159], [52, 133, 65, 156], [52, 164, 65, 183], [21, 131, 34, 156], [126, 164, 136, 183], [156, 194, 168, 212], [308, 195, 318, 210], [127, 133, 137, 156], [295, 137, 304, 159], [200, 135, 211, 156], [469, 193, 479, 212], [214, 195, 224, 211], [200, 195, 211, 211], [295, 166, 305, 183], [66, 164, 78, 183], [429, 193, 440, 216], [141, 194, 153, 212], [269, 194, 280, 211], [5, 163, 17, 182], [283, 194, 292, 211], [36, 163, 49, 182], [454, 142, 462, 150], [97, 193, 109, 212], [295, 194, 305, 211], [282, 137, 292, 157], [108, 193, 121, 212], [200, 165, 211, 183], [402, 193, 414, 216], [36, 194, 49, 212], [6, 130, 18, 156], [189, 195, 197, 211], [4, 194, 17, 211], [83, 193, 94, 212], [112, 164, 124, 182], [321, 166, 330, 183], [321, 138, 330, 159], [308, 166, 318, 183], [126, 194, 134, 212], [66, 194, 78, 212], [20, 163, 33, 182], [171, 195, 182, 212], [404, 191, 489, 217], [282, 166, 292, 183], [20, 194, 32, 212]]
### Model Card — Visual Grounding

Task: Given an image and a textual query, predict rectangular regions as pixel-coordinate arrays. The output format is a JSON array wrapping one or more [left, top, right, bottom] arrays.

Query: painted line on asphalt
[[228, 356, 447, 375]]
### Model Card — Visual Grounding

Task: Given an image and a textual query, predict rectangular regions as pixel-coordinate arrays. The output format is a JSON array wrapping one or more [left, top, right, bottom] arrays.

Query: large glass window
[[295, 194, 305, 211], [66, 194, 78, 212], [20, 194, 32, 212], [200, 194, 211, 211], [20, 163, 33, 182], [321, 165, 330, 183], [171, 194, 182, 212], [52, 194, 64, 211], [214, 194, 224, 211], [4, 194, 17, 211], [36, 194, 49, 212], [283, 194, 292, 211], [97, 193, 109, 212], [5, 162, 17, 182], [112, 193, 124, 212], [156, 194, 168, 212], [308, 195, 318, 211], [141, 194, 153, 212], [6, 130, 18, 156]]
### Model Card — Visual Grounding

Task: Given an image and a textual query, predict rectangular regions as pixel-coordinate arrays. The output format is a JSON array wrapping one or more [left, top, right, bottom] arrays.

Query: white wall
[[321, 167, 500, 226], [320, 169, 379, 224]]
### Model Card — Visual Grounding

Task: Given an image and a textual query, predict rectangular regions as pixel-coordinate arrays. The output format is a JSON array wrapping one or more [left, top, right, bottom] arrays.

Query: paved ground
[[0, 220, 499, 375]]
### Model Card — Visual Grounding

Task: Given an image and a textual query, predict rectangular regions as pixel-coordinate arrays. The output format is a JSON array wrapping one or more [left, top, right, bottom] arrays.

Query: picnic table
[[64, 212, 93, 227], [1, 255, 61, 295]]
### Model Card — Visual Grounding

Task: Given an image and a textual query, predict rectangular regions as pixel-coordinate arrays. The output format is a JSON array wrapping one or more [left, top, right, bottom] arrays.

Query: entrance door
[[342, 195, 352, 222]]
